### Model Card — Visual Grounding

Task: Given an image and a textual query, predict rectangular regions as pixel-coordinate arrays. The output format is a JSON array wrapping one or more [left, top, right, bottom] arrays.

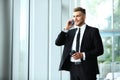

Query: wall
[[0, 0, 12, 80]]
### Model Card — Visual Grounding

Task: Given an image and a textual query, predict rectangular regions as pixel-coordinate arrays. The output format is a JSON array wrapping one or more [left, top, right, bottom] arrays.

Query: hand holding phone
[[70, 19, 74, 25], [64, 19, 74, 30]]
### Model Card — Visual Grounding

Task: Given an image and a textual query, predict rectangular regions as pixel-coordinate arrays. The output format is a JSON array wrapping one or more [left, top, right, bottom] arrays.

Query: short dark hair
[[74, 7, 86, 15]]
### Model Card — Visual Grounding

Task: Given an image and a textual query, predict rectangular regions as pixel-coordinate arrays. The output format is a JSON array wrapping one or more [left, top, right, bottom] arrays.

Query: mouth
[[75, 21, 79, 25]]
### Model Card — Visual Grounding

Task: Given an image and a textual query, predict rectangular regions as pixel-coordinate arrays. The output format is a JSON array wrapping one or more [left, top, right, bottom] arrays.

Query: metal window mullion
[[111, 0, 114, 80]]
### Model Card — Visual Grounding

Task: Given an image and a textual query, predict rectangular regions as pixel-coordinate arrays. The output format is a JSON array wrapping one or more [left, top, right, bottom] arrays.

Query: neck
[[78, 23, 85, 27]]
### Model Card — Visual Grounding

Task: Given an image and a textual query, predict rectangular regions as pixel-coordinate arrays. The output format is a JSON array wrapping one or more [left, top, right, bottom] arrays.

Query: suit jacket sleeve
[[55, 31, 67, 46]]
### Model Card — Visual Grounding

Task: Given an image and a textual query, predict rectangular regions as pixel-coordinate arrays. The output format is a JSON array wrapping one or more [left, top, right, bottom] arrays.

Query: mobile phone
[[70, 50, 76, 56], [70, 20, 74, 25]]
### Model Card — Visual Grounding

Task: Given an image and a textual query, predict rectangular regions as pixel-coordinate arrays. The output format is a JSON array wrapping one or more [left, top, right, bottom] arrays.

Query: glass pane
[[19, 0, 29, 79], [114, 36, 120, 62], [113, 0, 120, 30], [98, 37, 112, 63], [98, 35, 120, 80], [80, 0, 112, 30], [98, 37, 112, 80], [112, 36, 120, 80]]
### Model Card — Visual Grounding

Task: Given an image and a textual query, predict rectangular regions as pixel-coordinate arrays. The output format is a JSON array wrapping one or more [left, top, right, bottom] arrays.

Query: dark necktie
[[76, 28, 80, 52]]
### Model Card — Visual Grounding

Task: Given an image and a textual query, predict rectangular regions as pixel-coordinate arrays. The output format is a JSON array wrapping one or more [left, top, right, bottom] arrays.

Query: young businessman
[[55, 7, 104, 80]]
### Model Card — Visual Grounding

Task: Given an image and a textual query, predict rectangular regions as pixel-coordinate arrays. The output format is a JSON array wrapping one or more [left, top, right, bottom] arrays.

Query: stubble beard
[[76, 21, 85, 27]]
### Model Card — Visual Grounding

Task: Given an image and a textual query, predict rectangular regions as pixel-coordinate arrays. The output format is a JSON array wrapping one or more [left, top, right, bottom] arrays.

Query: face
[[73, 11, 86, 26]]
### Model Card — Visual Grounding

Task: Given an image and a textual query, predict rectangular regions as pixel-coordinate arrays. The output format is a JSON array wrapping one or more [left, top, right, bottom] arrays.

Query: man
[[55, 7, 104, 80]]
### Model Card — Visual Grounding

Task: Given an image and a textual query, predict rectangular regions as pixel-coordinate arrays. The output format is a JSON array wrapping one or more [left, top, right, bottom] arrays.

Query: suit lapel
[[81, 25, 89, 49], [69, 28, 77, 41]]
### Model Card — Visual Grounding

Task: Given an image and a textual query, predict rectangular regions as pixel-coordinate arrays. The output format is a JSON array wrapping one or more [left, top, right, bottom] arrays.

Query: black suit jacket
[[55, 25, 104, 75]]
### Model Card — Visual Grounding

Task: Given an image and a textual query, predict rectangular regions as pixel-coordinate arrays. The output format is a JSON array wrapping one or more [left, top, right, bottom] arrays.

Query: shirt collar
[[70, 24, 86, 30], [74, 24, 86, 29]]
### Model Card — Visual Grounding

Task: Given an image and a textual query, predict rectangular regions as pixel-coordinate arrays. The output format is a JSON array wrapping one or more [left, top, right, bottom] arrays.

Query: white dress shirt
[[71, 24, 86, 62]]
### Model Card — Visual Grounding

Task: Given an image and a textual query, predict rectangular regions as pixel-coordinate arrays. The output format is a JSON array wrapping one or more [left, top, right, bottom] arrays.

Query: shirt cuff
[[62, 28, 68, 33], [82, 52, 86, 60]]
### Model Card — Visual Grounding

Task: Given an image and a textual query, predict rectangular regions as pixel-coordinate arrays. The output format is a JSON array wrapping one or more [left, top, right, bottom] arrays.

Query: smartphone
[[70, 50, 76, 56], [70, 20, 74, 25]]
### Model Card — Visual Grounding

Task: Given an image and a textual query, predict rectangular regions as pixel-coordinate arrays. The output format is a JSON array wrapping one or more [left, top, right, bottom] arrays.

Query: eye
[[77, 15, 82, 17]]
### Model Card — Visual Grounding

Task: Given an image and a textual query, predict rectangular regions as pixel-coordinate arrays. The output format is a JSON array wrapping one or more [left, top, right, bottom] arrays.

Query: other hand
[[72, 52, 83, 60]]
